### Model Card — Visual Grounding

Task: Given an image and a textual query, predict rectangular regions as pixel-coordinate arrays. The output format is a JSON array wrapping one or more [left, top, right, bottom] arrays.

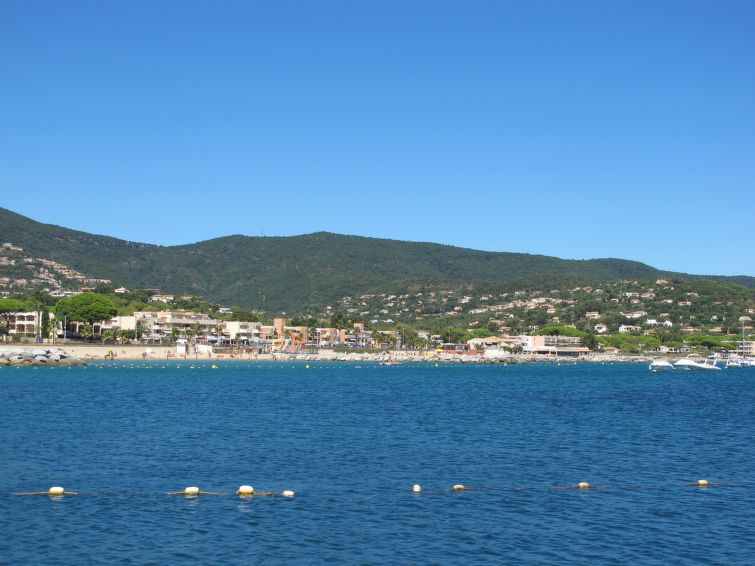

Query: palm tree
[[79, 323, 93, 342], [135, 321, 145, 342]]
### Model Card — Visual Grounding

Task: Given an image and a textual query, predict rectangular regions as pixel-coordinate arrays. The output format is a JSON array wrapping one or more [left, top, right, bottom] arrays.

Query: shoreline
[[41, 344, 654, 364]]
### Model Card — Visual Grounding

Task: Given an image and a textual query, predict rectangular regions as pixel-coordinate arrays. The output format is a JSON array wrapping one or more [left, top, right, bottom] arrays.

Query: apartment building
[[7, 312, 39, 338]]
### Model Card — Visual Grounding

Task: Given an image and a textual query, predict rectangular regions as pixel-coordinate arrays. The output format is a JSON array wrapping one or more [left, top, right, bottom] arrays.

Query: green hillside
[[1, 207, 753, 312]]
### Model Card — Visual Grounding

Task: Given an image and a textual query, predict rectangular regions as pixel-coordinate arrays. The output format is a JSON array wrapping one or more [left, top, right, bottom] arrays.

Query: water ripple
[[1, 362, 754, 564]]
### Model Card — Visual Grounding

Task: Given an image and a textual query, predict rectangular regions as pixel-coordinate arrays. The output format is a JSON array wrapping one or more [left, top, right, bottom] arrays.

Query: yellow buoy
[[697, 479, 709, 486], [412, 484, 422, 493], [451, 484, 465, 491], [305, 365, 310, 369], [184, 486, 200, 495], [578, 482, 590, 489], [237, 485, 254, 495], [211, 364, 218, 369], [49, 486, 65, 495], [281, 490, 295, 497]]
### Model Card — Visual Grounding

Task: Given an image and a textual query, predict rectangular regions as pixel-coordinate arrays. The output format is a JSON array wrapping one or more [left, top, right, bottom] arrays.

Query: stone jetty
[[0, 348, 84, 366]]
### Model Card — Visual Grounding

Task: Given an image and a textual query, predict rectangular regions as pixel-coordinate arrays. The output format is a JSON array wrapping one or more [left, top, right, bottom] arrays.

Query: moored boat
[[674, 358, 721, 371], [649, 359, 675, 372]]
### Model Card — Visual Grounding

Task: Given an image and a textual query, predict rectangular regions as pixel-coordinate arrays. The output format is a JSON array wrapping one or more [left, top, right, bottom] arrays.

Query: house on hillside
[[149, 294, 175, 303], [618, 324, 641, 333]]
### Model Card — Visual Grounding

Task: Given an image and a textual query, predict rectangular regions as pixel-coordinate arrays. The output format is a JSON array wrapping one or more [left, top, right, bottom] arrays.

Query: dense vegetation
[[2, 207, 753, 313]]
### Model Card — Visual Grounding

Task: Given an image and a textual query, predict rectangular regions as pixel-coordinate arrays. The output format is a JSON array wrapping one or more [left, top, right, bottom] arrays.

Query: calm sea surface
[[1, 361, 753, 565]]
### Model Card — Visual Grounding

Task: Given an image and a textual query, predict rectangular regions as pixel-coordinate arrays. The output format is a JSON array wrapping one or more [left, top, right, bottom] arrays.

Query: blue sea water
[[1, 361, 754, 565]]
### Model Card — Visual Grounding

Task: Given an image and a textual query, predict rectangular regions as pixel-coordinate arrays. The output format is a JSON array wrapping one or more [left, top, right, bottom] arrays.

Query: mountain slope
[[1, 207, 752, 311]]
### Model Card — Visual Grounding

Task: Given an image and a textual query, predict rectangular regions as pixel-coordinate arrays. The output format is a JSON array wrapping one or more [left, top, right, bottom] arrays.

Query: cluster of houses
[[335, 282, 754, 337], [0, 242, 112, 296]]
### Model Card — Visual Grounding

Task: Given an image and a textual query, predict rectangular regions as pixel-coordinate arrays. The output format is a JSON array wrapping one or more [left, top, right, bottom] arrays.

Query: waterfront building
[[519, 335, 591, 357], [737, 340, 754, 357], [6, 312, 39, 339]]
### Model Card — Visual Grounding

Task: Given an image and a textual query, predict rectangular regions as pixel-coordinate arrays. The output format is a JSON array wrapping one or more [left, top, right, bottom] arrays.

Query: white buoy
[[452, 484, 465, 491], [697, 479, 709, 486], [578, 482, 590, 489], [282, 490, 295, 497], [237, 485, 254, 495], [184, 486, 200, 495], [49, 486, 65, 495], [412, 484, 422, 493]]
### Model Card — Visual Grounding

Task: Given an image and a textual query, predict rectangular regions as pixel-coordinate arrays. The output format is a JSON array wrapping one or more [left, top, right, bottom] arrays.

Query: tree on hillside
[[532, 325, 586, 338], [440, 326, 466, 343], [582, 332, 598, 350], [55, 293, 117, 329], [465, 328, 494, 340], [0, 298, 28, 341]]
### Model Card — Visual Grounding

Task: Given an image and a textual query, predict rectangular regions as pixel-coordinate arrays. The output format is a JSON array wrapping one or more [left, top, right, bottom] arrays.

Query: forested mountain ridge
[[1, 207, 753, 312]]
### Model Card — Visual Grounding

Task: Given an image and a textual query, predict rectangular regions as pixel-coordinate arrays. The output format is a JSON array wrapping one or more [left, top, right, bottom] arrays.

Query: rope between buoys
[[166, 491, 229, 495], [13, 491, 79, 495], [9, 480, 743, 497]]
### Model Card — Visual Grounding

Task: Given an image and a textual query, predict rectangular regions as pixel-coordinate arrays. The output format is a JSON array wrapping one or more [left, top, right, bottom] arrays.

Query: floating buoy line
[[11, 479, 737, 498], [12, 485, 296, 497]]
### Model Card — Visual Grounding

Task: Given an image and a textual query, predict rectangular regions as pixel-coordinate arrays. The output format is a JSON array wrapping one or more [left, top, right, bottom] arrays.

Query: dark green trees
[[55, 292, 117, 327]]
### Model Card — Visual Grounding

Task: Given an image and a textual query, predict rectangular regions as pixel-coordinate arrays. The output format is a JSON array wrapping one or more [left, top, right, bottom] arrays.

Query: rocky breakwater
[[270, 351, 649, 364], [0, 347, 85, 366]]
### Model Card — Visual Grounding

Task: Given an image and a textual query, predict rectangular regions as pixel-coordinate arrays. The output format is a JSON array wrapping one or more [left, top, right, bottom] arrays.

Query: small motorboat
[[674, 358, 721, 371], [649, 359, 675, 372]]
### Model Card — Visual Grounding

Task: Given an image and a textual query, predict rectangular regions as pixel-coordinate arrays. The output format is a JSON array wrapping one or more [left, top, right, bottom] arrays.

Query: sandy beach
[[58, 343, 256, 361]]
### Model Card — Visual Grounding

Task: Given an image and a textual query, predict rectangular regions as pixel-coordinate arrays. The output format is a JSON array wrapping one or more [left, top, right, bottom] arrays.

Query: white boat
[[649, 359, 675, 372], [674, 358, 721, 371], [725, 359, 742, 369]]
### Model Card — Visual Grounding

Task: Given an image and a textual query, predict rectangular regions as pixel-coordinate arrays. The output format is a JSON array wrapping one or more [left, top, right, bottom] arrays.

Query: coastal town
[[1, 241, 753, 362]]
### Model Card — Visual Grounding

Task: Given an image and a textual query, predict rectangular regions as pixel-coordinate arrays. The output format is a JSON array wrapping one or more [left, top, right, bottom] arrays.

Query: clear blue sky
[[2, 0, 753, 276]]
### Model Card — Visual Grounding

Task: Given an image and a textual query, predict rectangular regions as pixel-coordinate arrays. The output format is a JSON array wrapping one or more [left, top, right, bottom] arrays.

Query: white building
[[6, 312, 39, 339]]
